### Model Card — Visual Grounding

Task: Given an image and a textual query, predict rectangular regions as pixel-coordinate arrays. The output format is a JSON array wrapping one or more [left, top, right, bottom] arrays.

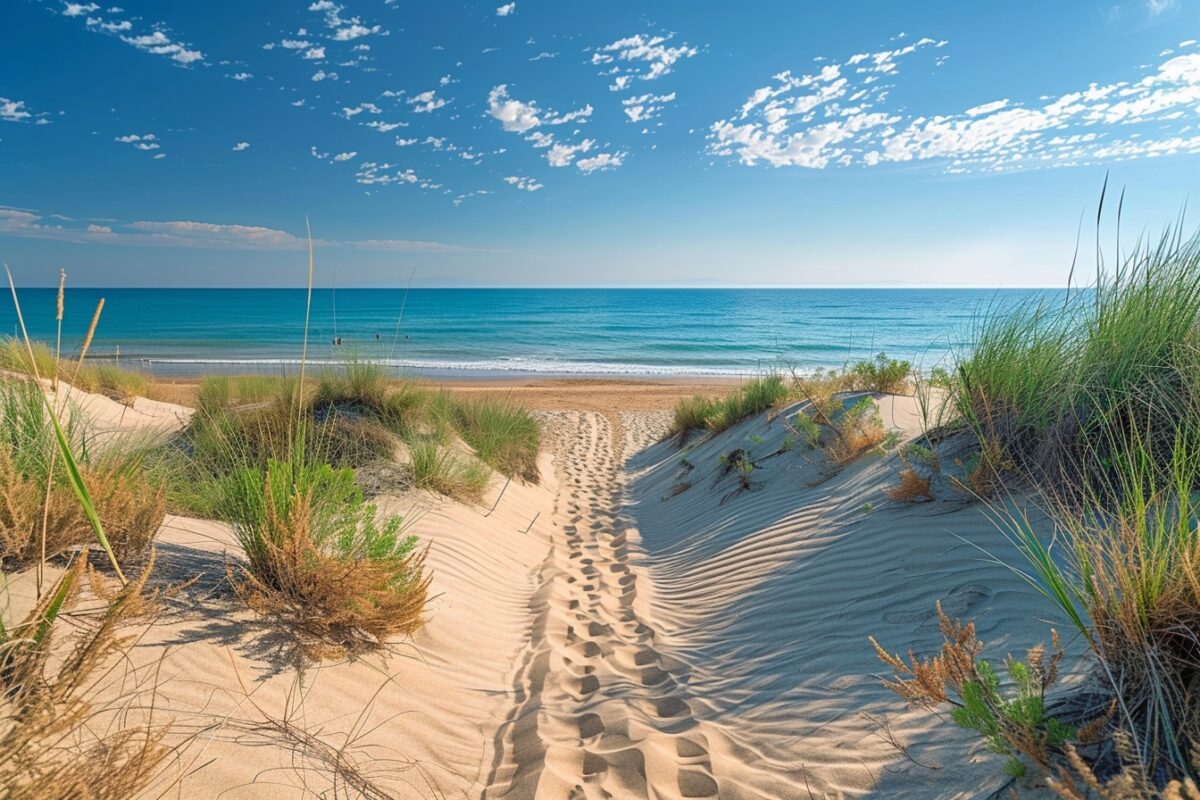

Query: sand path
[[485, 411, 719, 800]]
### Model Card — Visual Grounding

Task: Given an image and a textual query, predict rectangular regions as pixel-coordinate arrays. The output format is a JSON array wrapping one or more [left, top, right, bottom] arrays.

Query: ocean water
[[0, 288, 1055, 378]]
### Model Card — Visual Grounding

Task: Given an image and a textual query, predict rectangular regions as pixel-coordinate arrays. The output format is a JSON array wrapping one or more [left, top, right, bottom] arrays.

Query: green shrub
[[221, 457, 427, 657], [847, 352, 911, 393]]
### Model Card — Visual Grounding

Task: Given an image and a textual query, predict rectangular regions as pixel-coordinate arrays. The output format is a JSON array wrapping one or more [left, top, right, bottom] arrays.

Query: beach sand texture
[[26, 382, 1074, 799]]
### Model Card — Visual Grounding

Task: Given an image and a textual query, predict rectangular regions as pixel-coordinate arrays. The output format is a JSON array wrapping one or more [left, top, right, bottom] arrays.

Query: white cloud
[[487, 84, 542, 132], [496, 2, 516, 15], [0, 98, 35, 123], [312, 69, 338, 81], [408, 90, 448, 113], [487, 84, 592, 133], [546, 139, 594, 166], [593, 33, 698, 91], [114, 132, 161, 152], [576, 151, 625, 173], [340, 102, 382, 118], [622, 91, 675, 122], [1147, 0, 1179, 15], [303, 46, 325, 60], [709, 39, 1200, 174], [355, 161, 420, 185], [59, 5, 205, 65], [230, 72, 252, 81], [308, 1, 384, 42], [365, 120, 406, 132], [503, 175, 543, 191], [232, 141, 250, 151], [62, 2, 99, 17], [119, 30, 204, 65], [333, 151, 357, 161]]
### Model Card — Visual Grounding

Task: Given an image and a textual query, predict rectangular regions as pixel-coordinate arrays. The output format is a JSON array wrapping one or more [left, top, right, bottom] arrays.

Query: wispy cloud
[[591, 33, 699, 91], [56, 3, 206, 66], [308, 1, 384, 42], [114, 132, 163, 154], [0, 206, 477, 251], [709, 37, 1200, 173], [1, 97, 52, 124], [408, 89, 449, 113], [622, 92, 676, 123], [487, 85, 608, 170], [504, 175, 543, 191], [232, 141, 250, 151]]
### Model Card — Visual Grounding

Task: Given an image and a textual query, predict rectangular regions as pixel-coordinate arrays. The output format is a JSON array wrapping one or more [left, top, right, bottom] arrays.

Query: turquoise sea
[[0, 288, 1055, 378]]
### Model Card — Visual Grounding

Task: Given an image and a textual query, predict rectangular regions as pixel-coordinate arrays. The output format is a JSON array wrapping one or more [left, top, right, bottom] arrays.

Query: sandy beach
[[2, 374, 1078, 800]]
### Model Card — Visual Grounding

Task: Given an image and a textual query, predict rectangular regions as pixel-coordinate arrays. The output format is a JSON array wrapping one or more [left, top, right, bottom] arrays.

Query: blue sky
[[2, 0, 1199, 286]]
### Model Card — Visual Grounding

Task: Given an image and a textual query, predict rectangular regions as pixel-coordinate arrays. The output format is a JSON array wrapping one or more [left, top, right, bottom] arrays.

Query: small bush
[[871, 603, 1075, 779], [847, 352, 911, 394], [887, 467, 932, 502], [222, 458, 428, 657], [409, 440, 491, 502], [826, 397, 887, 464]]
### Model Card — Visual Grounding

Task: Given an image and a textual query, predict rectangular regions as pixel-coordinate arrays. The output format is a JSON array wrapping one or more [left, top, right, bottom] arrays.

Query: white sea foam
[[139, 356, 759, 376]]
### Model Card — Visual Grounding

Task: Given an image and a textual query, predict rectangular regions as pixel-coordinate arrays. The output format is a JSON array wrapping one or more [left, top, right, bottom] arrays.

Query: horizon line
[[6, 283, 1073, 290]]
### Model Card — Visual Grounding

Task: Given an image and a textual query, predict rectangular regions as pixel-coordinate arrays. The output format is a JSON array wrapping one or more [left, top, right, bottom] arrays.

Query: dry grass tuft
[[1049, 735, 1200, 799], [0, 552, 177, 799], [0, 446, 165, 566], [887, 467, 932, 502]]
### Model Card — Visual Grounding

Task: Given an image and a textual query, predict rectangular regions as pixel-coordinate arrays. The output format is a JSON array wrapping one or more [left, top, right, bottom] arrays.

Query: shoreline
[[147, 375, 747, 411]]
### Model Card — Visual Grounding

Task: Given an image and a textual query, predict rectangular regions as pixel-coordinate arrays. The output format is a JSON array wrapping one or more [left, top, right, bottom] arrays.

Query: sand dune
[[18, 381, 1081, 798]]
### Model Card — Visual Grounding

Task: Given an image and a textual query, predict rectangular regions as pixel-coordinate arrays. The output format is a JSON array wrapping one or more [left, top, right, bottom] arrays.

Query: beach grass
[[0, 337, 151, 404], [876, 221, 1200, 790], [670, 374, 788, 445], [409, 439, 492, 501], [438, 394, 540, 482]]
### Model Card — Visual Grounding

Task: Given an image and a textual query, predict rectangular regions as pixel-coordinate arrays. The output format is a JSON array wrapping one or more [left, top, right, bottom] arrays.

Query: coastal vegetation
[[872, 224, 1200, 795], [0, 261, 542, 795]]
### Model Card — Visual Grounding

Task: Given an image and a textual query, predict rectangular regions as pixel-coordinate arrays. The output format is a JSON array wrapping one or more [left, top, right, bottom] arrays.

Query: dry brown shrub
[[0, 447, 86, 564], [85, 464, 166, 560], [1049, 734, 1200, 800], [232, 489, 431, 660], [887, 467, 932, 502], [0, 450, 164, 566], [826, 399, 887, 465], [0, 551, 177, 799]]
